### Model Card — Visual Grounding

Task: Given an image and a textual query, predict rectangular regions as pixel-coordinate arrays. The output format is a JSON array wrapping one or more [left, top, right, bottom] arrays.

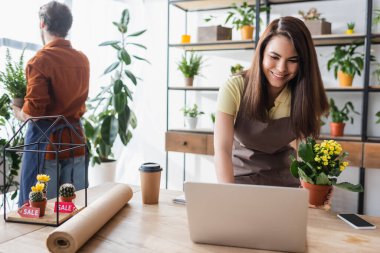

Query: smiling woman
[[214, 16, 329, 187]]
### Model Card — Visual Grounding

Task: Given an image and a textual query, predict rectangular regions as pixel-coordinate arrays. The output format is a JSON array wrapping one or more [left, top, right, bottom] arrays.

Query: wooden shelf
[[170, 0, 336, 11], [312, 34, 365, 46], [318, 134, 362, 142], [369, 85, 380, 92], [170, 40, 255, 51], [363, 143, 380, 168], [325, 87, 364, 92], [169, 86, 219, 91], [168, 128, 214, 134]]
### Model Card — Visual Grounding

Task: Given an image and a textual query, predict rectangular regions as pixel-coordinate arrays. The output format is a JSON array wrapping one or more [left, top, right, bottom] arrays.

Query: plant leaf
[[100, 115, 118, 145], [334, 182, 363, 192], [128, 29, 147, 37], [99, 40, 120, 47], [316, 172, 330, 185], [298, 168, 314, 184], [298, 142, 314, 162], [125, 70, 137, 85], [119, 49, 131, 65], [103, 62, 120, 75], [118, 105, 131, 133]]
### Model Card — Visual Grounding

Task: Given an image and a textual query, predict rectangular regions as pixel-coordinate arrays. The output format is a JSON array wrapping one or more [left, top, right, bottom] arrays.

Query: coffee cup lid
[[139, 162, 162, 172]]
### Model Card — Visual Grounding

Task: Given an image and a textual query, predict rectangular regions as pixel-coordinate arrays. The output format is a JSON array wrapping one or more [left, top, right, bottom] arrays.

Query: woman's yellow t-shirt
[[216, 75, 291, 120]]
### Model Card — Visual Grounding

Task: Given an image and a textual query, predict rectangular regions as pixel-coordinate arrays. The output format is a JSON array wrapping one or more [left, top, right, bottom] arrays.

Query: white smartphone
[[337, 213, 376, 230]]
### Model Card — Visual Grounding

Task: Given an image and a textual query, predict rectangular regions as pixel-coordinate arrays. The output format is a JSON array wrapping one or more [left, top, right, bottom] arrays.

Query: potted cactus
[[29, 183, 47, 217], [59, 183, 76, 202], [37, 174, 50, 198], [345, 22, 355, 34]]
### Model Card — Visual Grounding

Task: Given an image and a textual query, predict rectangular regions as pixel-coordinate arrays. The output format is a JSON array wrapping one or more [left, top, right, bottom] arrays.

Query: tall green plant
[[84, 9, 148, 165], [0, 93, 24, 202], [0, 48, 27, 98]]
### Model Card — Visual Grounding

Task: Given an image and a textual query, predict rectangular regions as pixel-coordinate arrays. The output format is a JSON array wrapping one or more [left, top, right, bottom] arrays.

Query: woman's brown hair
[[241, 16, 328, 139]]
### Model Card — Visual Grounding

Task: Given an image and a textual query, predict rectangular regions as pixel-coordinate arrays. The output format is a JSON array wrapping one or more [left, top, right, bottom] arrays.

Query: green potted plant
[[83, 9, 148, 185], [177, 52, 203, 87], [298, 7, 331, 35], [225, 1, 268, 40], [230, 63, 244, 75], [329, 98, 359, 137], [290, 138, 363, 206], [327, 43, 365, 87], [345, 22, 355, 34], [0, 49, 27, 107], [197, 15, 232, 42], [0, 93, 24, 204], [29, 182, 47, 217], [59, 183, 76, 202], [181, 104, 204, 129]]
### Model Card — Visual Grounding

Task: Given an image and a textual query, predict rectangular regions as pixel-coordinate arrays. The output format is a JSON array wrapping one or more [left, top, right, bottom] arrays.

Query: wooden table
[[1, 185, 380, 252]]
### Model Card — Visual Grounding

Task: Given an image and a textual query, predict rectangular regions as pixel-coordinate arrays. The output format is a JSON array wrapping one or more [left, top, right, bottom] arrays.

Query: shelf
[[168, 128, 214, 134], [318, 134, 362, 142], [169, 86, 219, 91], [170, 40, 255, 51], [169, 0, 336, 11], [369, 85, 380, 92], [325, 87, 364, 92], [312, 34, 365, 46]]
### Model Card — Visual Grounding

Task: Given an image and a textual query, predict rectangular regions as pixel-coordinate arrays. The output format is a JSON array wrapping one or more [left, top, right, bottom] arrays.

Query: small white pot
[[88, 160, 117, 187], [185, 116, 198, 129]]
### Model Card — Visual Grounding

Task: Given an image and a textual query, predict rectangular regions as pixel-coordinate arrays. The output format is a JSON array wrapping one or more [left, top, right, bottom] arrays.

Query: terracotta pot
[[184, 77, 194, 87], [240, 25, 254, 40], [330, 122, 345, 137], [301, 180, 332, 206], [12, 98, 24, 108], [60, 194, 76, 203], [30, 198, 47, 217], [337, 71, 354, 87]]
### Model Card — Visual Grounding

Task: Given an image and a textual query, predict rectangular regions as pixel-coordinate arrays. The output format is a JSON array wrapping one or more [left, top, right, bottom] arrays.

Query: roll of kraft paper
[[46, 183, 133, 253]]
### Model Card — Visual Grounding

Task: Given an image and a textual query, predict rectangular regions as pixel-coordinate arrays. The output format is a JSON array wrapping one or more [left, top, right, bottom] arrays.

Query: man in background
[[13, 1, 89, 206]]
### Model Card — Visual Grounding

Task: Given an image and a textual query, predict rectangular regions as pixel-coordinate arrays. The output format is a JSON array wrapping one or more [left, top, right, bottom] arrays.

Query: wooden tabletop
[[1, 185, 380, 252]]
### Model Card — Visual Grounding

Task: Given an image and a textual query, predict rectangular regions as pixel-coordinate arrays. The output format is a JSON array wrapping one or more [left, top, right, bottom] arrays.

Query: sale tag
[[54, 202, 77, 213], [18, 204, 40, 218]]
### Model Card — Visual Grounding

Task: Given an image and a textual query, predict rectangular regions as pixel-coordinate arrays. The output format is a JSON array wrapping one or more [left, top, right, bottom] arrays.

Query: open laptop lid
[[184, 182, 308, 253]]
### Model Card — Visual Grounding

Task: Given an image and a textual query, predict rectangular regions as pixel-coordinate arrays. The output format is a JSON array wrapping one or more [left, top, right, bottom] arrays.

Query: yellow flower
[[343, 161, 349, 167], [31, 183, 45, 192], [323, 161, 328, 166], [340, 165, 345, 171], [37, 174, 50, 183]]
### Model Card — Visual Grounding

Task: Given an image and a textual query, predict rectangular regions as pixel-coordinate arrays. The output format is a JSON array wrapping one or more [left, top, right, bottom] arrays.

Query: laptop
[[184, 182, 308, 253]]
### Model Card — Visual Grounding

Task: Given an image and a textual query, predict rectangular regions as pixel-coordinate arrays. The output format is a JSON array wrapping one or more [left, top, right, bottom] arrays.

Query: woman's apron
[[18, 119, 86, 207], [232, 112, 300, 187]]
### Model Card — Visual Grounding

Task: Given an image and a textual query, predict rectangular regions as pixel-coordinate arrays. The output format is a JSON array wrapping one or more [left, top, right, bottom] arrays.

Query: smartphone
[[337, 213, 376, 230]]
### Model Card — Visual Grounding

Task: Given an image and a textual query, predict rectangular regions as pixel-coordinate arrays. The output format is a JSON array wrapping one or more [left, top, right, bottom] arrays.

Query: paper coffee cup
[[139, 163, 162, 204]]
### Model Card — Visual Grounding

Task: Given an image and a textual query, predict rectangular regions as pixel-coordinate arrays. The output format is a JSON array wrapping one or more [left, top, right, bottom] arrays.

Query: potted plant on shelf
[[298, 7, 331, 35], [345, 22, 355, 34], [177, 52, 203, 87], [197, 15, 232, 43], [329, 98, 359, 137], [0, 48, 27, 107], [230, 63, 244, 75], [181, 104, 204, 129], [29, 182, 47, 217], [83, 9, 148, 186], [327, 43, 365, 87], [376, 111, 380, 123], [290, 138, 363, 206], [59, 183, 76, 202], [225, 1, 268, 40]]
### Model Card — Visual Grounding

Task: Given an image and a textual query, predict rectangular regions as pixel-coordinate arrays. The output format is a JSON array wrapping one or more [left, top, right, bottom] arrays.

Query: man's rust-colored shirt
[[22, 39, 89, 159]]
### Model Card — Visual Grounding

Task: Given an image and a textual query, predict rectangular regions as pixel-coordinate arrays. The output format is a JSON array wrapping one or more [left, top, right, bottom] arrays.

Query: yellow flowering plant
[[31, 183, 45, 193], [37, 174, 50, 183], [290, 138, 363, 192]]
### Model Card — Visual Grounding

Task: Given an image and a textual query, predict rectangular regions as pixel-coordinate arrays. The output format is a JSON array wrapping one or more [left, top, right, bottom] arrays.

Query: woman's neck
[[267, 85, 286, 109]]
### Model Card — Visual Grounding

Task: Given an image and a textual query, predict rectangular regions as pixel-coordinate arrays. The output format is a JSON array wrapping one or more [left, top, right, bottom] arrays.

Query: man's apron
[[18, 119, 86, 207], [232, 112, 300, 187]]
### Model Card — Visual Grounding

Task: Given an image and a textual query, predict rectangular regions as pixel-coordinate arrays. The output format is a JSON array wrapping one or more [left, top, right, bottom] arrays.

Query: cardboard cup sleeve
[[46, 183, 133, 253]]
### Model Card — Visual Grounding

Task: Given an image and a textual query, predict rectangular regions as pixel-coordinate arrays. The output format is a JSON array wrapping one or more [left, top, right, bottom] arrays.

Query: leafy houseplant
[[83, 9, 148, 165], [181, 104, 204, 129], [59, 183, 76, 202], [0, 93, 24, 203], [329, 98, 359, 137], [290, 138, 363, 206], [327, 43, 365, 87], [225, 1, 268, 40], [177, 52, 203, 87], [0, 48, 27, 107]]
